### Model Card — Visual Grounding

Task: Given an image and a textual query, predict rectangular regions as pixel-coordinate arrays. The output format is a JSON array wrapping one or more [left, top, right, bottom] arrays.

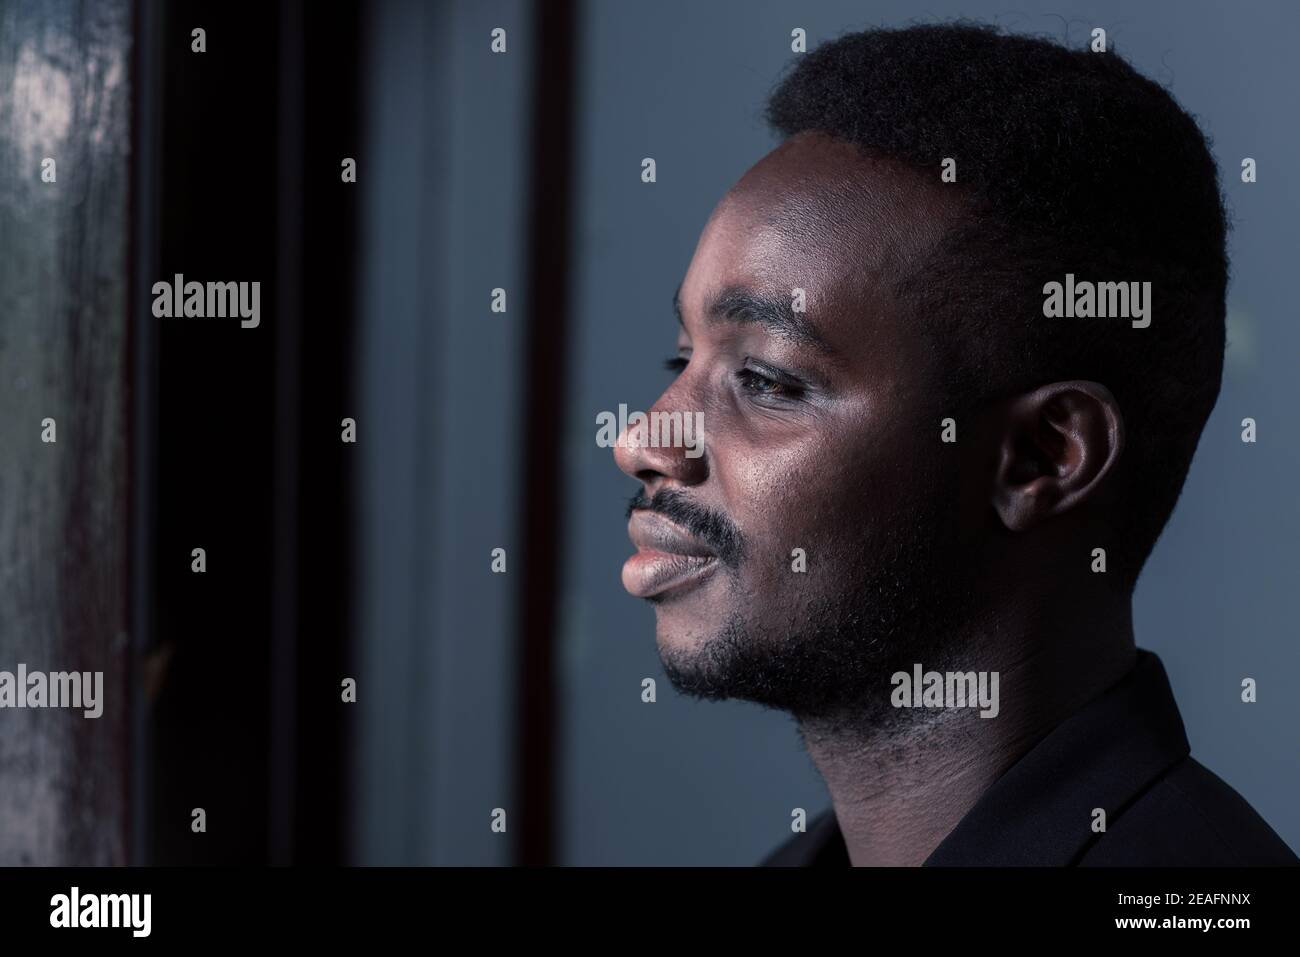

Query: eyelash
[[663, 356, 803, 400]]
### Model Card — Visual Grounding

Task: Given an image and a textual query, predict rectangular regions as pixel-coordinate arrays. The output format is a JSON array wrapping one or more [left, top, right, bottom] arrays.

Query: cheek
[[718, 415, 895, 581]]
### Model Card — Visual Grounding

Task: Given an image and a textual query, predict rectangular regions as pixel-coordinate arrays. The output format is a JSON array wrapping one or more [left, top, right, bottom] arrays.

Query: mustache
[[626, 488, 744, 568]]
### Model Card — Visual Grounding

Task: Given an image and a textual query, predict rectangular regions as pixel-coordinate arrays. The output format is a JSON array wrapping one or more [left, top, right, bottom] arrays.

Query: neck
[[795, 602, 1136, 866]]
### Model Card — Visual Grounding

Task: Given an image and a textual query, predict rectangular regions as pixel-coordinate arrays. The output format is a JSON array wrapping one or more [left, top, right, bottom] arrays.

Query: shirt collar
[[787, 649, 1190, 866]]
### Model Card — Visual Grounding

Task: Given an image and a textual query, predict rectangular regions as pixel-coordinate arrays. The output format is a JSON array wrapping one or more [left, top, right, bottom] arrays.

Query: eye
[[736, 368, 786, 397], [735, 362, 805, 401], [663, 356, 689, 374]]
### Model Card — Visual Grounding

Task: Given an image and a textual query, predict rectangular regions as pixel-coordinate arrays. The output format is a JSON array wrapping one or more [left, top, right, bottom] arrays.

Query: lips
[[622, 510, 719, 599]]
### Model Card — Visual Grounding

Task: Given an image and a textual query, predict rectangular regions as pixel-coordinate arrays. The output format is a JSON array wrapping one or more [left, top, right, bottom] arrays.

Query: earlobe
[[992, 444, 1063, 532], [990, 381, 1124, 533]]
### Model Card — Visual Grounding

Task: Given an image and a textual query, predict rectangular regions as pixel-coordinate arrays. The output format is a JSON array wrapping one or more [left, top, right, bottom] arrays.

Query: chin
[[652, 611, 711, 655]]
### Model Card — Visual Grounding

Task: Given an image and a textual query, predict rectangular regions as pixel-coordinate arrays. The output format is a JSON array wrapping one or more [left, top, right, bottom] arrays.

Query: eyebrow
[[673, 283, 836, 356]]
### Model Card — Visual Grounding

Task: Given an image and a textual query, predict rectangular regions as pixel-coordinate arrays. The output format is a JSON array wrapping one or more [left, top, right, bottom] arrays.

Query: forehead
[[679, 132, 960, 351]]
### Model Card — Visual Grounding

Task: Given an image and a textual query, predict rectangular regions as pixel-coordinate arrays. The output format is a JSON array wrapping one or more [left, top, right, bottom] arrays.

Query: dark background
[[150, 0, 361, 865]]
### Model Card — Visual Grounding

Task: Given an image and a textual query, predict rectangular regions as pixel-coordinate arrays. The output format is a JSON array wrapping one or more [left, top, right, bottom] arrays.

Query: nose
[[612, 393, 707, 492]]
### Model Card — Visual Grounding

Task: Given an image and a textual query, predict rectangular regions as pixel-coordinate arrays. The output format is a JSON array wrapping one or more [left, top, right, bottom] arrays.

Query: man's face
[[615, 132, 981, 724]]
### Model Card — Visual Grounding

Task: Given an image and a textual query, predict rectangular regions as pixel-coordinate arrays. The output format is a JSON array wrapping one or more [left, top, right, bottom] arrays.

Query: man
[[613, 24, 1296, 866]]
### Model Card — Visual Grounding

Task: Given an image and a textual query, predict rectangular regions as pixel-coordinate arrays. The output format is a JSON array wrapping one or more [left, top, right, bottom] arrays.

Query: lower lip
[[622, 549, 718, 599]]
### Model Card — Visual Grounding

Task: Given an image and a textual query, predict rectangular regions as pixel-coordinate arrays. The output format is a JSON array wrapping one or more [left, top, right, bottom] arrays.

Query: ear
[[991, 381, 1125, 533]]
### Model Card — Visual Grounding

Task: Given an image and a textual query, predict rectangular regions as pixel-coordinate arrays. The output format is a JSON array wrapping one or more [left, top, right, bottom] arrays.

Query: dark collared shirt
[[761, 650, 1297, 866]]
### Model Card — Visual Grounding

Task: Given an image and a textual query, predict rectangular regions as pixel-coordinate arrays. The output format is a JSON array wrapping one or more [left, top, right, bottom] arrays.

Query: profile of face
[[615, 131, 989, 727]]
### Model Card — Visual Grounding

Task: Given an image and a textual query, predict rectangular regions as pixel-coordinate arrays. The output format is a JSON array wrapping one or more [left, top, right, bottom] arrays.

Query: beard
[[656, 459, 981, 734]]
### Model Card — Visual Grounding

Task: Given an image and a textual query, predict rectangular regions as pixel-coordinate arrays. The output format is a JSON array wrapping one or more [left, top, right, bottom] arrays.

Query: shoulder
[[1081, 757, 1298, 866]]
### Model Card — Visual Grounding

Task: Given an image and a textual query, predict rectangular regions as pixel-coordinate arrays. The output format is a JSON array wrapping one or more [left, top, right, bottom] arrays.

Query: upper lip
[[627, 510, 716, 558]]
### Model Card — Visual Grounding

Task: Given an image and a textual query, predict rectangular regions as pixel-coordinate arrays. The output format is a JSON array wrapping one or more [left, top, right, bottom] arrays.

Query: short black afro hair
[[766, 22, 1229, 592]]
